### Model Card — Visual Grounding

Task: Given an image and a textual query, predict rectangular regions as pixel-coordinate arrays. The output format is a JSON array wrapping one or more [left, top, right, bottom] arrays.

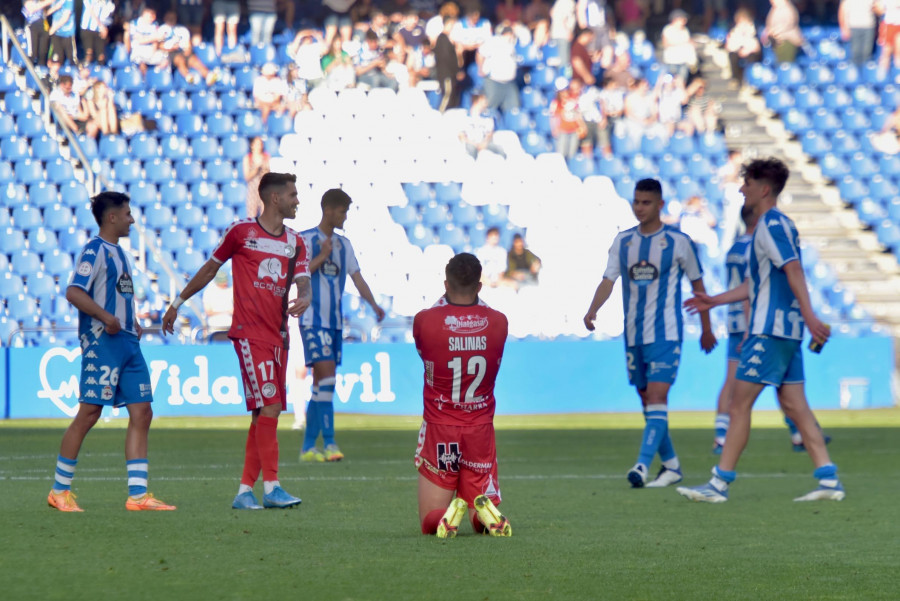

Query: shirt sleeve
[[757, 214, 799, 269], [678, 234, 704, 281], [602, 234, 622, 281], [293, 234, 311, 279], [212, 222, 239, 264], [69, 243, 102, 292], [343, 236, 361, 276]]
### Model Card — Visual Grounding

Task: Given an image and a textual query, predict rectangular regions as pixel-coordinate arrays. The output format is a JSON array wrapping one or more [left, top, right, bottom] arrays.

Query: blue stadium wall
[[2, 338, 894, 419]]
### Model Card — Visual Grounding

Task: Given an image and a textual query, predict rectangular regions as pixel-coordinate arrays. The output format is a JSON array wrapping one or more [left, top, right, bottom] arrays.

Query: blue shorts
[[736, 335, 804, 386], [300, 327, 343, 367], [625, 341, 681, 390], [727, 332, 745, 362], [79, 332, 152, 407], [323, 8, 352, 30]]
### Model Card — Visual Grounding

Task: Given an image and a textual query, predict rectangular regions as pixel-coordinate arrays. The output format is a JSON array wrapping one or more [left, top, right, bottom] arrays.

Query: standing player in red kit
[[162, 173, 311, 510], [413, 253, 512, 538]]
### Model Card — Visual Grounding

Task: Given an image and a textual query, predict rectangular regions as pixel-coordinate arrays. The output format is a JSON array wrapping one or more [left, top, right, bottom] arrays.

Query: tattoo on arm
[[296, 276, 311, 303]]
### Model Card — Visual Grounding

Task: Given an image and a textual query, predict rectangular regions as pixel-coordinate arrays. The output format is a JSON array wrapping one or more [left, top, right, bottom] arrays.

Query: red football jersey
[[212, 219, 310, 348], [413, 297, 508, 426]]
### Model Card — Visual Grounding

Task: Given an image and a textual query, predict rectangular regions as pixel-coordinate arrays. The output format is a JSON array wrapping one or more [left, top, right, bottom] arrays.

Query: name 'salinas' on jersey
[[413, 296, 508, 426], [212, 219, 310, 348]]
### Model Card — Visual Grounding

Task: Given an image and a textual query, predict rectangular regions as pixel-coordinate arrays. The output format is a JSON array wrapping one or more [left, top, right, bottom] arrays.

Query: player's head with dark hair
[[634, 178, 663, 197], [258, 172, 297, 204], [321, 188, 352, 210], [741, 157, 789, 198], [445, 253, 482, 294], [90, 191, 131, 226]]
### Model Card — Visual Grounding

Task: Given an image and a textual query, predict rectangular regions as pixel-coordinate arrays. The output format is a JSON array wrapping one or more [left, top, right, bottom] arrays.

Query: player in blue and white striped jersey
[[299, 189, 385, 462], [48, 192, 174, 512], [79, 0, 115, 64], [679, 157, 844, 504], [584, 178, 717, 489]]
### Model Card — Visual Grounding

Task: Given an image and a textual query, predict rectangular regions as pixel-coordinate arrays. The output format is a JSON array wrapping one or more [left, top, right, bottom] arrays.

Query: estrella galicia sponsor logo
[[116, 271, 134, 296], [628, 260, 658, 285], [321, 259, 339, 277]]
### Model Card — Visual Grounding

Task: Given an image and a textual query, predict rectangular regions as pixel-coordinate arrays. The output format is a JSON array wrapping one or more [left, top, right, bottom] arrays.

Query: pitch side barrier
[[1, 337, 894, 419]]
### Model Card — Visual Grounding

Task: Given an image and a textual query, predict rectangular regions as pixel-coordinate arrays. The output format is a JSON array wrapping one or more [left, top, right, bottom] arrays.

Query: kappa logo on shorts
[[748, 355, 763, 365], [436, 442, 461, 472], [744, 368, 760, 377], [752, 342, 766, 352], [85, 377, 98, 385], [84, 363, 98, 372], [261, 382, 277, 398], [84, 390, 98, 399], [84, 350, 98, 359]]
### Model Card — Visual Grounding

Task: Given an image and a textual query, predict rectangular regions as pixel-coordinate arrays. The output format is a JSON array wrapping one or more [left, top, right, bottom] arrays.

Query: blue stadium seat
[[59, 181, 89, 208], [114, 66, 144, 92], [249, 44, 276, 66], [206, 203, 236, 228], [267, 112, 293, 137], [160, 225, 190, 250], [17, 111, 44, 137], [58, 226, 88, 254], [849, 152, 878, 179], [193, 43, 220, 69], [838, 175, 869, 204], [131, 132, 161, 160], [482, 204, 509, 229], [11, 249, 41, 273], [144, 203, 175, 230], [12, 202, 42, 229], [220, 134, 249, 161], [175, 203, 204, 229], [42, 248, 73, 278], [190, 182, 220, 207], [818, 153, 850, 181], [522, 131, 550, 155], [191, 135, 222, 160], [43, 203, 74, 231], [0, 227, 26, 254], [28, 182, 58, 209], [1, 270, 26, 296], [4, 90, 33, 114], [520, 86, 545, 112], [206, 112, 236, 138], [793, 85, 822, 112], [47, 158, 76, 185], [75, 134, 99, 161], [0, 207, 9, 228], [822, 85, 852, 111], [220, 181, 247, 208], [878, 153, 900, 177], [0, 66, 16, 93], [776, 62, 804, 88], [453, 201, 480, 226], [530, 63, 558, 91], [840, 108, 870, 133], [175, 159, 204, 183], [438, 223, 466, 250], [236, 112, 264, 137], [190, 225, 220, 253], [870, 175, 899, 202], [390, 204, 419, 227], [403, 181, 431, 204], [881, 84, 900, 111], [407, 223, 434, 249], [657, 154, 686, 179], [234, 67, 257, 92], [503, 107, 531, 134], [746, 63, 777, 89], [568, 154, 596, 179], [763, 85, 793, 113], [532, 108, 553, 136], [146, 66, 173, 92], [830, 130, 861, 156], [176, 113, 205, 137], [805, 62, 834, 86], [31, 135, 61, 161], [28, 227, 57, 253], [220, 90, 250, 114], [434, 182, 462, 203], [811, 107, 841, 131], [113, 158, 142, 184], [6, 294, 37, 323], [1, 136, 30, 161], [421, 201, 450, 226], [783, 108, 813, 136], [801, 130, 832, 158], [876, 218, 900, 248], [27, 271, 55, 303], [190, 90, 219, 115], [159, 134, 190, 160], [128, 181, 158, 207], [596, 154, 627, 177], [99, 134, 129, 161], [0, 113, 14, 138], [160, 90, 190, 115], [675, 176, 702, 200], [14, 158, 43, 186], [854, 197, 883, 227], [130, 90, 159, 115], [158, 181, 189, 206], [205, 159, 235, 184], [175, 247, 206, 274]]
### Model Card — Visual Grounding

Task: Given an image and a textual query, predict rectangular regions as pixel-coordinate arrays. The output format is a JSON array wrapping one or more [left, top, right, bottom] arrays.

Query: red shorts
[[880, 23, 900, 48], [233, 339, 287, 411], [414, 420, 502, 508]]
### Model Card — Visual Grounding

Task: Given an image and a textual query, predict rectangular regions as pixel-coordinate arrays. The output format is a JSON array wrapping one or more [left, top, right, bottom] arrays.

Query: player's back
[[413, 298, 508, 426]]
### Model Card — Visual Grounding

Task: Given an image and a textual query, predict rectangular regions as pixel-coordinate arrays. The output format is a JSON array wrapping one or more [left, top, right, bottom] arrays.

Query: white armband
[[171, 297, 184, 310]]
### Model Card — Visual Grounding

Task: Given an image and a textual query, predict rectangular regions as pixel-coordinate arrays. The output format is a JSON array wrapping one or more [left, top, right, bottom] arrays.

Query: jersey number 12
[[447, 356, 486, 403]]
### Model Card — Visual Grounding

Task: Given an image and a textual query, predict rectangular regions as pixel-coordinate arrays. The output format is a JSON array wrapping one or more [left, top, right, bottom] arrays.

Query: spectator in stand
[[212, 0, 241, 56], [203, 271, 235, 331], [570, 27, 596, 86], [78, 0, 114, 65], [655, 72, 686, 137], [288, 29, 327, 90], [323, 0, 358, 45], [244, 136, 271, 219], [878, 0, 900, 76], [615, 0, 646, 37], [24, 0, 53, 67], [426, 1, 460, 44], [321, 35, 356, 90], [598, 74, 626, 141], [576, 0, 613, 68], [435, 15, 462, 111], [452, 1, 493, 68], [550, 0, 577, 72], [160, 11, 220, 86], [725, 7, 761, 89], [622, 76, 660, 145], [576, 77, 608, 157], [50, 74, 95, 136], [128, 5, 168, 76], [550, 78, 587, 159], [870, 105, 900, 154], [478, 25, 520, 113], [355, 30, 399, 90], [683, 77, 718, 135], [47, 0, 76, 65], [395, 9, 428, 52], [496, 0, 523, 25], [476, 227, 511, 287], [249, 0, 278, 46], [459, 91, 507, 158], [286, 64, 314, 113], [84, 80, 119, 137], [762, 0, 804, 64], [505, 234, 541, 289], [524, 0, 552, 48], [661, 9, 697, 82], [176, 0, 205, 46], [253, 63, 290, 124], [839, 0, 877, 66], [73, 63, 97, 97]]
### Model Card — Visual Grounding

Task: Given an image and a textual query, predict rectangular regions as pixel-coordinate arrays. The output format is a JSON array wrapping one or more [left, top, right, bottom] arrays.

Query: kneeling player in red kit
[[413, 252, 512, 537]]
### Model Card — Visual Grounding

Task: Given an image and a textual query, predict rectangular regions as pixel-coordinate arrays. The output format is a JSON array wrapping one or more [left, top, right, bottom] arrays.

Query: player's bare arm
[[66, 286, 121, 335], [288, 275, 312, 317], [161, 258, 221, 335], [308, 237, 333, 273], [690, 279, 718, 353], [350, 271, 385, 322], [782, 260, 830, 345], [583, 278, 615, 331], [685, 280, 749, 314]]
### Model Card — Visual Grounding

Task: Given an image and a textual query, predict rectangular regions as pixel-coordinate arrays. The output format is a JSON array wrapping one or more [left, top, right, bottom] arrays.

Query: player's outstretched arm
[[684, 280, 749, 314], [162, 259, 221, 335], [690, 278, 718, 353], [66, 285, 120, 335], [350, 271, 385, 322], [288, 275, 312, 317], [583, 278, 615, 331], [782, 260, 830, 345]]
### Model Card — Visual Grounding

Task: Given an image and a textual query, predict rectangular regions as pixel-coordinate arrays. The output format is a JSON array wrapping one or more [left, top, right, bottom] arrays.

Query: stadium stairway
[[699, 38, 900, 333]]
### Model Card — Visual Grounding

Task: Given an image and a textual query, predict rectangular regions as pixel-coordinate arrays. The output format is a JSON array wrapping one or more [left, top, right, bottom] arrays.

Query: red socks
[[421, 508, 445, 535], [471, 515, 487, 534], [240, 422, 260, 487], [256, 415, 280, 482]]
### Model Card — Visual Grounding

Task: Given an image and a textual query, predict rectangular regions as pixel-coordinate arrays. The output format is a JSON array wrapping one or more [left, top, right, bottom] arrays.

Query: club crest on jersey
[[629, 260, 659, 284], [257, 257, 286, 282], [77, 261, 93, 276], [443, 314, 489, 334], [283, 245, 295, 257]]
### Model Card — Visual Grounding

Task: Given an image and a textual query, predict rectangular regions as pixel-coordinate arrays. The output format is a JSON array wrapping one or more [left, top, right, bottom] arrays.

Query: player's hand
[[684, 292, 715, 314], [102, 312, 121, 336], [288, 296, 310, 317], [318, 236, 333, 258], [583, 312, 597, 331], [806, 315, 830, 347], [373, 305, 386, 322], [700, 330, 717, 354], [161, 306, 178, 336], [136, 323, 143, 340]]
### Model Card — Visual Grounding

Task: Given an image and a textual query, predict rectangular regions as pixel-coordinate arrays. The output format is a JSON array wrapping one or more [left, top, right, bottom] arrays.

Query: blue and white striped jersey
[[603, 224, 704, 346], [747, 208, 805, 340], [299, 227, 360, 330], [80, 0, 114, 31], [51, 0, 76, 37], [725, 233, 752, 334], [68, 237, 138, 339]]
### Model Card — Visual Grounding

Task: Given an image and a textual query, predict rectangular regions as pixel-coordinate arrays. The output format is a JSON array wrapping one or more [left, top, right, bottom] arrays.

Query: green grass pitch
[[2, 410, 899, 601]]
